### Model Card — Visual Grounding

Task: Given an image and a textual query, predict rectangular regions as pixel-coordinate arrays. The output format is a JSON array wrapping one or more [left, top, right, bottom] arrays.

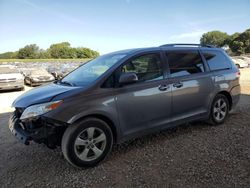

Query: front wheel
[[209, 94, 229, 125], [61, 118, 113, 168]]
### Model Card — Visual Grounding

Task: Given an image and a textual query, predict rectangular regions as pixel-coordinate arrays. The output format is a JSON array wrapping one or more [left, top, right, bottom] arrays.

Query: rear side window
[[167, 50, 205, 77], [202, 50, 231, 71]]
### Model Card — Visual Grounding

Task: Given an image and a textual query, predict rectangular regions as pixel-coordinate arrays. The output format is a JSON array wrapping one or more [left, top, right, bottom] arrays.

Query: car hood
[[13, 83, 81, 108], [0, 73, 23, 79], [29, 74, 54, 78]]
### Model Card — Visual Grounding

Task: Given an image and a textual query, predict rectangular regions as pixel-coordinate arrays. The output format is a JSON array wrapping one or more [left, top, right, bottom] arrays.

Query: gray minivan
[[9, 44, 241, 167]]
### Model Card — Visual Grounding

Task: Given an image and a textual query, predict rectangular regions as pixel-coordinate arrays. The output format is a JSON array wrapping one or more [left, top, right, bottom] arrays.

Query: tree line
[[0, 42, 99, 59], [200, 28, 250, 55], [1, 29, 249, 59]]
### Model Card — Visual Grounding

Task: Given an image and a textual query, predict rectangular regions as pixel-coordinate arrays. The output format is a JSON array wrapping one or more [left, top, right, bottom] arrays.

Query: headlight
[[20, 100, 63, 120]]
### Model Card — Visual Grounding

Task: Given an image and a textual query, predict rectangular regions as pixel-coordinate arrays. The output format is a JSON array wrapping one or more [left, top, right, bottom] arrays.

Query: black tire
[[208, 94, 229, 125], [20, 86, 24, 91], [61, 118, 113, 168]]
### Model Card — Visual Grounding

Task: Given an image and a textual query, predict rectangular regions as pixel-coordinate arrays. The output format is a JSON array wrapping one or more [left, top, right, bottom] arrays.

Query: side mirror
[[119, 72, 138, 85]]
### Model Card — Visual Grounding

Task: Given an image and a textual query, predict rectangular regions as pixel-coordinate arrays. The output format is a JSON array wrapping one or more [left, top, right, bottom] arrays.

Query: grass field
[[0, 58, 92, 63]]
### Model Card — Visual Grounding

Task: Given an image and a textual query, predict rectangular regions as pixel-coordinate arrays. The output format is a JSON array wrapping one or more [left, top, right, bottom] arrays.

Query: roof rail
[[160, 43, 215, 48]]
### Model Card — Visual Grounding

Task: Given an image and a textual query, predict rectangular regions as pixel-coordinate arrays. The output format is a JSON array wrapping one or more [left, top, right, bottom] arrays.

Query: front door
[[115, 52, 172, 137]]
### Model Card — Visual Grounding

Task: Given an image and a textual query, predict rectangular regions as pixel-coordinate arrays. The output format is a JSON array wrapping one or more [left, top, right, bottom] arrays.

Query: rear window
[[166, 50, 205, 77], [202, 50, 231, 71]]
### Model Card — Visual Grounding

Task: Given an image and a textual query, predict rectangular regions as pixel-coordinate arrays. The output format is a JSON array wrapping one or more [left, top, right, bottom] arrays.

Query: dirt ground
[[0, 69, 250, 187]]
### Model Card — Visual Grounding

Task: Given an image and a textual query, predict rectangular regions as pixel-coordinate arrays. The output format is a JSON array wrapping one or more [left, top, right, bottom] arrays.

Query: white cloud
[[168, 30, 206, 43]]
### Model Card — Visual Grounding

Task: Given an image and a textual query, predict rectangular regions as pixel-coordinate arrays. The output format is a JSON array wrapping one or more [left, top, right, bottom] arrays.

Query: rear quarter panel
[[210, 68, 240, 108]]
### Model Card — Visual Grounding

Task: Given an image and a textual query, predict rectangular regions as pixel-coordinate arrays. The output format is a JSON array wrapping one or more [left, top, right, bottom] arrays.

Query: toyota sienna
[[9, 44, 241, 167]]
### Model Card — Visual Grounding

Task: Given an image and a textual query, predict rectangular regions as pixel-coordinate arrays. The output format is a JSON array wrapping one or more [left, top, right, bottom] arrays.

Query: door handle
[[158, 84, 170, 91], [173, 82, 183, 88]]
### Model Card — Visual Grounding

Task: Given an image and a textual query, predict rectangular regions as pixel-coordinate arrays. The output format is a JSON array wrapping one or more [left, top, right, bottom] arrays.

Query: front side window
[[167, 50, 205, 77], [202, 50, 231, 71], [61, 53, 126, 86], [121, 53, 163, 82]]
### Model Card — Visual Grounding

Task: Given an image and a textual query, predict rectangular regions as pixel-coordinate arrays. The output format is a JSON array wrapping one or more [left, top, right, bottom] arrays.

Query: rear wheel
[[209, 94, 229, 125], [62, 118, 113, 168]]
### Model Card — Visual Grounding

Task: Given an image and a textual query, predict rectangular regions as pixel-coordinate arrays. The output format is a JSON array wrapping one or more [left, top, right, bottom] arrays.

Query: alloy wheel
[[74, 127, 107, 162], [213, 98, 227, 121]]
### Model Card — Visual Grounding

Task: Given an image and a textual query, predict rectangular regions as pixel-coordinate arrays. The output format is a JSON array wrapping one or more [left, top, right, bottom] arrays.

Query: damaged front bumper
[[9, 109, 67, 148], [9, 115, 32, 145]]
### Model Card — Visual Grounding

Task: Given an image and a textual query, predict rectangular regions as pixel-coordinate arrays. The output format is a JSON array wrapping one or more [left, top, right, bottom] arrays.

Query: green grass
[[0, 58, 92, 63]]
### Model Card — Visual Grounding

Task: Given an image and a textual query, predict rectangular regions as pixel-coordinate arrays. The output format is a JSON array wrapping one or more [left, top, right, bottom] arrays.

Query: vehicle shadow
[[0, 88, 22, 94]]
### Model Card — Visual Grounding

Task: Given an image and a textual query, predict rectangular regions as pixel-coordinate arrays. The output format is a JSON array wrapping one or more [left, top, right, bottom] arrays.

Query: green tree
[[49, 42, 74, 58], [37, 49, 51, 59], [200, 31, 229, 47], [91, 50, 100, 58], [17, 44, 39, 59], [75, 47, 100, 58], [0, 51, 18, 59], [0, 42, 99, 59], [229, 29, 250, 55]]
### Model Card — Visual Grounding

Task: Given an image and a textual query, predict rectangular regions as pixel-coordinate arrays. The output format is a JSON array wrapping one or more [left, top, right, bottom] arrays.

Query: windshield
[[0, 67, 19, 74], [61, 53, 126, 86]]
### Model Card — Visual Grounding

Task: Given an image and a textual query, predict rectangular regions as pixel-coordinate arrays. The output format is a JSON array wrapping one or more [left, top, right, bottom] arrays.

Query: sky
[[0, 0, 250, 54]]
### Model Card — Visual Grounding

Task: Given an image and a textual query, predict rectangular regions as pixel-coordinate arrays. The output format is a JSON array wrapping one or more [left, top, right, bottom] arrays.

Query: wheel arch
[[71, 114, 118, 143], [216, 90, 233, 110]]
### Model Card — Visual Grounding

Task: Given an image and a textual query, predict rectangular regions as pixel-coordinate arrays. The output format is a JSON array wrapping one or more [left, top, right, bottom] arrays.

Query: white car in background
[[231, 57, 249, 68], [0, 65, 24, 91], [238, 56, 250, 66]]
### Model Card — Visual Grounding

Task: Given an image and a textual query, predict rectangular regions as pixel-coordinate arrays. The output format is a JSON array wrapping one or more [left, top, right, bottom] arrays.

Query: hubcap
[[213, 98, 227, 121], [74, 127, 107, 162]]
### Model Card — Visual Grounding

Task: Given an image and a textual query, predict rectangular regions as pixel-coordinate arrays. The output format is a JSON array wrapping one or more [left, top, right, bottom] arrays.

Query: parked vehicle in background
[[24, 68, 55, 86], [60, 66, 78, 78], [0, 65, 24, 91], [231, 57, 249, 68], [47, 66, 79, 80], [237, 56, 250, 66], [9, 44, 240, 168], [47, 67, 62, 80]]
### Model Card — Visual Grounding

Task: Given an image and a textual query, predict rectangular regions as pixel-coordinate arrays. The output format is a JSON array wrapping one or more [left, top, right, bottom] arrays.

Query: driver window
[[122, 53, 163, 82]]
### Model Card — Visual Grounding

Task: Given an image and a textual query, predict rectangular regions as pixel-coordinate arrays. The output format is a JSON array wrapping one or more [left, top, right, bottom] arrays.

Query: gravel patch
[[0, 94, 250, 187]]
